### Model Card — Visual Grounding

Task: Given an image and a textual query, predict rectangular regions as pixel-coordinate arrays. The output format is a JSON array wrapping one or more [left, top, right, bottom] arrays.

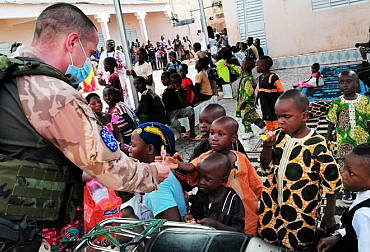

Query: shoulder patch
[[100, 129, 119, 152]]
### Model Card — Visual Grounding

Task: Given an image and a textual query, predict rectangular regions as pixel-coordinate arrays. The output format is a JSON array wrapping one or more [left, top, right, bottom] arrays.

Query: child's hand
[[320, 213, 336, 234], [317, 236, 341, 252], [262, 131, 277, 147], [154, 152, 180, 169], [239, 101, 247, 110], [120, 144, 130, 155], [98, 78, 106, 86], [197, 218, 217, 228], [183, 214, 195, 223], [224, 62, 230, 67]]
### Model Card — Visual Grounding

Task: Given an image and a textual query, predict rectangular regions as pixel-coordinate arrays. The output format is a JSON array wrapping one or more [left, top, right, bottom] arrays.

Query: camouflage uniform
[[7, 46, 159, 193]]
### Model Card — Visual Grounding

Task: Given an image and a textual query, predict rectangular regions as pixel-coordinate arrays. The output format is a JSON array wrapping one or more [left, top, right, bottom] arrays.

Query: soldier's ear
[[65, 33, 79, 52]]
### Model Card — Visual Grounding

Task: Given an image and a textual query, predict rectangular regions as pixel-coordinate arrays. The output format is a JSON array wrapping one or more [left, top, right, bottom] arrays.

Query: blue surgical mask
[[65, 40, 92, 85]]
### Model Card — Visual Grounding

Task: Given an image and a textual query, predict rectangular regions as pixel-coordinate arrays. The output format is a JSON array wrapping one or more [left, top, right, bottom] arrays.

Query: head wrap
[[135, 122, 176, 155]]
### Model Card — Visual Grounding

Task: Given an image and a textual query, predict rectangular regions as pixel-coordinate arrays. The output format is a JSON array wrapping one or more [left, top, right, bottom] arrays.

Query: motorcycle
[[72, 218, 292, 252]]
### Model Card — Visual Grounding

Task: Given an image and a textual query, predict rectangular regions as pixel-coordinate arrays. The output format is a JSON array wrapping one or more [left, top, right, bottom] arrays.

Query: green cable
[[76, 219, 166, 251]]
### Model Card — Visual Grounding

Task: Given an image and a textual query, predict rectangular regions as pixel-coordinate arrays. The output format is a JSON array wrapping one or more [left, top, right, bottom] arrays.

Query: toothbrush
[[161, 145, 166, 163]]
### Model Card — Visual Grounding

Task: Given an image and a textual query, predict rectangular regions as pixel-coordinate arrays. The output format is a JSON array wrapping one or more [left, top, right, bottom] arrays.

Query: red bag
[[84, 180, 122, 232]]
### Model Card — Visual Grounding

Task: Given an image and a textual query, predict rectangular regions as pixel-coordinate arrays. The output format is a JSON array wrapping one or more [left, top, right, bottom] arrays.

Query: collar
[[340, 94, 360, 103], [11, 45, 41, 61], [349, 190, 370, 210], [286, 128, 315, 143]]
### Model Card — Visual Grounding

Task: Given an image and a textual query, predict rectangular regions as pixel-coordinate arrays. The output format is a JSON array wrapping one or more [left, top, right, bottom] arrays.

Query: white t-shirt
[[134, 61, 153, 78], [183, 40, 190, 51], [134, 61, 155, 90]]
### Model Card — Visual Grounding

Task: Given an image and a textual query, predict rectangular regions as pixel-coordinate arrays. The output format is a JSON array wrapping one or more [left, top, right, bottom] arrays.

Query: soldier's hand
[[154, 162, 171, 183]]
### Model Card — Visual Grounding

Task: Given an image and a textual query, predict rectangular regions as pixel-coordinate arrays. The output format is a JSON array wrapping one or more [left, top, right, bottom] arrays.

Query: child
[[124, 122, 187, 221], [86, 93, 123, 143], [99, 57, 125, 102], [255, 56, 284, 131], [162, 73, 196, 139], [164, 51, 181, 73], [327, 70, 370, 169], [126, 47, 154, 90], [195, 57, 213, 102], [161, 71, 171, 87], [227, 57, 265, 139], [179, 63, 195, 106], [155, 42, 163, 69], [259, 89, 342, 251], [189, 104, 247, 161], [161, 116, 263, 235], [296, 63, 323, 88], [193, 42, 207, 61], [134, 76, 166, 124], [214, 49, 232, 87], [103, 87, 139, 144], [327, 70, 370, 203], [184, 152, 245, 232], [317, 143, 370, 252]]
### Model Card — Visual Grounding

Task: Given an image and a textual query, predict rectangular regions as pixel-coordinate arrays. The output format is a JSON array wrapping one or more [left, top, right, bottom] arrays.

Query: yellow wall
[[0, 12, 200, 50]]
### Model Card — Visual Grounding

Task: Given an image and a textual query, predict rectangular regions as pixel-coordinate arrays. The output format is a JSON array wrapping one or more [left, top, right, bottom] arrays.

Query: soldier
[[0, 3, 171, 250]]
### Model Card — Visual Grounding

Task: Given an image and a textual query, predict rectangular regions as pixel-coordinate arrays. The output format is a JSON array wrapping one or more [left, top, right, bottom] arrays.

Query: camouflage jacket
[[9, 46, 158, 193]]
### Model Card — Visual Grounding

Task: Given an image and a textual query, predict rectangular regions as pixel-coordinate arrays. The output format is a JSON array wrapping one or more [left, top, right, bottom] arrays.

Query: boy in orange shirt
[[159, 116, 263, 235]]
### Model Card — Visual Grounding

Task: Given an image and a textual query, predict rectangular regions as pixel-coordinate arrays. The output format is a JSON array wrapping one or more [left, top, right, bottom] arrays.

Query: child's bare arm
[[316, 72, 321, 86], [320, 193, 337, 234], [190, 84, 197, 102], [156, 206, 181, 222], [327, 122, 335, 141], [260, 132, 276, 170], [154, 154, 196, 173], [178, 162, 196, 173], [254, 90, 260, 107], [317, 235, 341, 252]]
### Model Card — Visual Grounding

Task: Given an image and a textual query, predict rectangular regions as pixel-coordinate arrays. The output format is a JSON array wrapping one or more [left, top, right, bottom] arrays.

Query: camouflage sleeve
[[18, 75, 159, 193]]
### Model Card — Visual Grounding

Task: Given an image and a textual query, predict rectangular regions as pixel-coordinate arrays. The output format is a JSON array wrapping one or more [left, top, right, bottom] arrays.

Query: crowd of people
[[1, 3, 370, 252]]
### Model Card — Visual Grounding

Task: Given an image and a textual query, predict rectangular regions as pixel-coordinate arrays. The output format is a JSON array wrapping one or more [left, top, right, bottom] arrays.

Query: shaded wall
[[262, 0, 370, 57]]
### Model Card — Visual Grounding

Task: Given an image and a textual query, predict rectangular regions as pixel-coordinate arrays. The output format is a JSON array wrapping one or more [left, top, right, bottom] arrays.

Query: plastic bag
[[84, 180, 122, 232]]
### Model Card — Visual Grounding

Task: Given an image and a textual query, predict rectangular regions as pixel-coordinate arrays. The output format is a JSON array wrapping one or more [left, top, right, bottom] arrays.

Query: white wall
[[221, 0, 240, 45], [261, 0, 370, 57]]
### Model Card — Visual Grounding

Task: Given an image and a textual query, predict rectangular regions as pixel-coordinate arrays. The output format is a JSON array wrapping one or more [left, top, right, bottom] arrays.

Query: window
[[311, 0, 368, 11]]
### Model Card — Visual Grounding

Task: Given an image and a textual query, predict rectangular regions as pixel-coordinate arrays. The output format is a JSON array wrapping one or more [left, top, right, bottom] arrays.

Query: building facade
[[0, 0, 203, 55], [223, 0, 370, 60]]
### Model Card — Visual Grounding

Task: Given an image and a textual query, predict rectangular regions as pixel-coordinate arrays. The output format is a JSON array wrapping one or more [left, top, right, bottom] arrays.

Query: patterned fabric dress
[[327, 94, 370, 165], [258, 129, 342, 251], [230, 65, 264, 132]]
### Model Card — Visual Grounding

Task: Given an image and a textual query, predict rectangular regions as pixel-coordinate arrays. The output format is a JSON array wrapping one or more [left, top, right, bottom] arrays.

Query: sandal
[[189, 135, 204, 141], [180, 133, 190, 140]]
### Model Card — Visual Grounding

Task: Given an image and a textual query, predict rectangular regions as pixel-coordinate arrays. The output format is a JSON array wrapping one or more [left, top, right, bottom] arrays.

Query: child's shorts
[[168, 107, 195, 121]]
